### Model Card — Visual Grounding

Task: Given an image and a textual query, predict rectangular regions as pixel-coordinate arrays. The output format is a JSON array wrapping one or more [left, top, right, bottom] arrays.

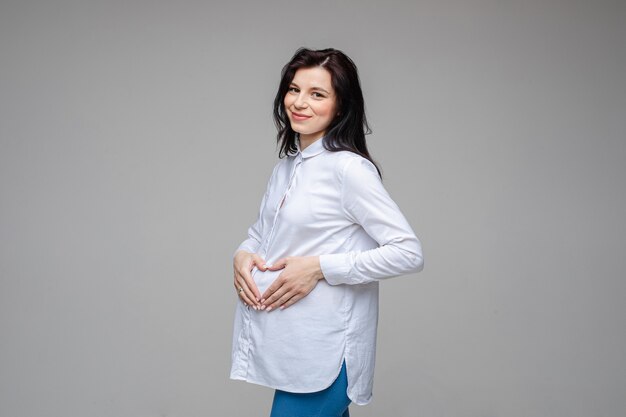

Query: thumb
[[266, 257, 288, 271], [252, 255, 269, 271]]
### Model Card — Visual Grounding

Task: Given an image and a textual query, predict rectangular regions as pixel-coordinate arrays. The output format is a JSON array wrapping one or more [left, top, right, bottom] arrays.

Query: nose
[[294, 92, 308, 109]]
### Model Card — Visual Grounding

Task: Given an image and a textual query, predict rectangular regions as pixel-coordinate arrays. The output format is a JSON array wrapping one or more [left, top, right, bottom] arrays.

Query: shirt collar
[[287, 135, 327, 159]]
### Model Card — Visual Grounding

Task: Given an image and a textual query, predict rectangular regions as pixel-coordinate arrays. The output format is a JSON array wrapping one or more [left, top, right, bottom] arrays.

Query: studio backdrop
[[1, 1, 624, 416]]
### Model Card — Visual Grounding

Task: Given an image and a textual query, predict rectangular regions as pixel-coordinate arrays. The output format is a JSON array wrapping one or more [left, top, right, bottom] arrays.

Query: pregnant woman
[[230, 47, 424, 417]]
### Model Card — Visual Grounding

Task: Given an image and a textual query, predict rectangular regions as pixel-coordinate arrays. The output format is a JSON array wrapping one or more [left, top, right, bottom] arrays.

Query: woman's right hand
[[233, 250, 269, 309]]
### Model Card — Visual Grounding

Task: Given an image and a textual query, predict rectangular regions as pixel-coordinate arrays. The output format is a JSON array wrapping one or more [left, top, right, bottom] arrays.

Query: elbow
[[398, 251, 423, 275], [406, 239, 424, 274], [412, 254, 424, 273], [391, 239, 424, 275], [387, 236, 424, 276]]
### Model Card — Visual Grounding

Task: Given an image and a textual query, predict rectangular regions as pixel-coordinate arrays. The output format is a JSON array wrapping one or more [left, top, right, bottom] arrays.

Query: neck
[[298, 132, 324, 151]]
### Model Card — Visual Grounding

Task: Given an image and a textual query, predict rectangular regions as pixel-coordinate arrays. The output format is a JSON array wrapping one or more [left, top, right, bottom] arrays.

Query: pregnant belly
[[252, 267, 345, 311], [249, 267, 347, 364]]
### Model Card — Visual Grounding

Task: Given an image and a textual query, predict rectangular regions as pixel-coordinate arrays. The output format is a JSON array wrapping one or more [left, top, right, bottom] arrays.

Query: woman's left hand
[[261, 256, 325, 311]]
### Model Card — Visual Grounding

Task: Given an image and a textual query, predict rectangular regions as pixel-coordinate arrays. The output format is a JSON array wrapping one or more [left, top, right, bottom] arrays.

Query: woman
[[230, 47, 424, 417]]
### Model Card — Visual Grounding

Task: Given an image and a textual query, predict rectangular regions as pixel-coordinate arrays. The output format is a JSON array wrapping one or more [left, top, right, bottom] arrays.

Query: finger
[[235, 274, 260, 308], [262, 284, 290, 309], [252, 254, 269, 271], [235, 285, 254, 308], [238, 267, 262, 302], [234, 280, 257, 308], [267, 290, 296, 312], [233, 253, 261, 303], [279, 293, 305, 310], [266, 257, 288, 271]]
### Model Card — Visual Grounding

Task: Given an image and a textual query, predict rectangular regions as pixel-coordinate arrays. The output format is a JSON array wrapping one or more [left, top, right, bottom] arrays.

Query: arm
[[259, 157, 424, 311], [232, 195, 266, 258], [232, 163, 279, 259], [232, 163, 279, 308], [319, 157, 424, 285]]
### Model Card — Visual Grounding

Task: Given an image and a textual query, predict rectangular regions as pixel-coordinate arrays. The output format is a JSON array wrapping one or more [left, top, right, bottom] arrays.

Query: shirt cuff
[[319, 253, 353, 285]]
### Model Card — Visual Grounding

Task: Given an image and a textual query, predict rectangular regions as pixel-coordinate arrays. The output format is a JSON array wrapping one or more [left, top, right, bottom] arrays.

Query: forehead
[[291, 66, 333, 90]]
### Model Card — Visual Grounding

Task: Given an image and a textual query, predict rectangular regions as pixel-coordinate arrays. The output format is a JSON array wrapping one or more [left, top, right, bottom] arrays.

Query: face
[[284, 66, 338, 145]]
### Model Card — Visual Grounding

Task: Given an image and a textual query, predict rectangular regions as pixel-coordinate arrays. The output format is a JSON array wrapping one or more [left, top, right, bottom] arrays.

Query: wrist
[[314, 256, 325, 280]]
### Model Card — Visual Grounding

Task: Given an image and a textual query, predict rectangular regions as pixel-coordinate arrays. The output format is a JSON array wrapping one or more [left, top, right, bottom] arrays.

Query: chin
[[289, 126, 306, 134]]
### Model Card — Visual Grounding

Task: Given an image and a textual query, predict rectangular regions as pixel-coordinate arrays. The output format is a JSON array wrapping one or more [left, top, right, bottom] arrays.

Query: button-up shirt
[[230, 135, 424, 405]]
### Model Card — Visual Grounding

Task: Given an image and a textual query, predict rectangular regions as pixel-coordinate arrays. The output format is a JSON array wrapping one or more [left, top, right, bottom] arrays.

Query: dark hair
[[273, 47, 382, 178]]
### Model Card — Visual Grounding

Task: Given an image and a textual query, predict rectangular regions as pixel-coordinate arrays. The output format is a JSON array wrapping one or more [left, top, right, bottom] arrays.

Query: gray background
[[1, 0, 624, 416]]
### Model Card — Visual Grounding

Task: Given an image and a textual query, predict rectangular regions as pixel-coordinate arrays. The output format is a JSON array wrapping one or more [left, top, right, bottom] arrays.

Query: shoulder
[[329, 151, 379, 186], [325, 150, 380, 185]]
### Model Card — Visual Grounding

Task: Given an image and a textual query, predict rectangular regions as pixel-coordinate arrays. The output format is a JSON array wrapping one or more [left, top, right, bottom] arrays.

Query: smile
[[291, 111, 312, 121]]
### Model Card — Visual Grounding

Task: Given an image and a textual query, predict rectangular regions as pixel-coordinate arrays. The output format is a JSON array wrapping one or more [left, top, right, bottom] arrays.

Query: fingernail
[[266, 264, 272, 268], [266, 307, 272, 312], [261, 264, 267, 269]]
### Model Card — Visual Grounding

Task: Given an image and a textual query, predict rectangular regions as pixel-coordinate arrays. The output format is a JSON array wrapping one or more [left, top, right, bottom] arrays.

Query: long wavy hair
[[273, 47, 382, 178]]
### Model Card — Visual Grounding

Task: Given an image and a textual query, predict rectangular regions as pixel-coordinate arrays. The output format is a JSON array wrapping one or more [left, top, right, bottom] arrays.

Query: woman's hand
[[233, 250, 269, 309], [261, 256, 325, 311]]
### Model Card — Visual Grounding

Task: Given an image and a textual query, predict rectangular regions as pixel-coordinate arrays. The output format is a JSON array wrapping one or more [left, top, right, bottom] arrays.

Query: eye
[[312, 92, 325, 98], [288, 87, 299, 93]]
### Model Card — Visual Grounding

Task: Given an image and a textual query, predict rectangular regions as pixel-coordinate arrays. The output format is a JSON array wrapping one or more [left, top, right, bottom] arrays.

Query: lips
[[291, 111, 311, 120]]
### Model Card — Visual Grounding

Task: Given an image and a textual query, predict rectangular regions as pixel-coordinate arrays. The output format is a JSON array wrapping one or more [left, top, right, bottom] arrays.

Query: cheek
[[317, 102, 336, 118]]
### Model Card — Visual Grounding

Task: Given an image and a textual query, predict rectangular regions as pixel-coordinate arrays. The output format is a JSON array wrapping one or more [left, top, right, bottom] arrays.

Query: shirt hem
[[230, 337, 346, 394], [230, 364, 371, 406]]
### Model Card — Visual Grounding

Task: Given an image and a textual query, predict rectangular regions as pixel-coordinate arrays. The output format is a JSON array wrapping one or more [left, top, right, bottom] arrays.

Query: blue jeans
[[270, 360, 351, 417]]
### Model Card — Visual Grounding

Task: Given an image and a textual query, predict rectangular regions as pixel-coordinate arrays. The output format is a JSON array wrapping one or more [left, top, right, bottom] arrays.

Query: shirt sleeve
[[319, 157, 424, 285], [232, 163, 278, 259]]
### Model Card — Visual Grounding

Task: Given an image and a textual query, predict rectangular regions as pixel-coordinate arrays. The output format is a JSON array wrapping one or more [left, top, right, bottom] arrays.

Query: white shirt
[[230, 135, 424, 405]]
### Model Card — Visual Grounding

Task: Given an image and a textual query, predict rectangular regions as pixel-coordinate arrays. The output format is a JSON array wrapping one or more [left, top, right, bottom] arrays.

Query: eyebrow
[[289, 82, 331, 95]]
